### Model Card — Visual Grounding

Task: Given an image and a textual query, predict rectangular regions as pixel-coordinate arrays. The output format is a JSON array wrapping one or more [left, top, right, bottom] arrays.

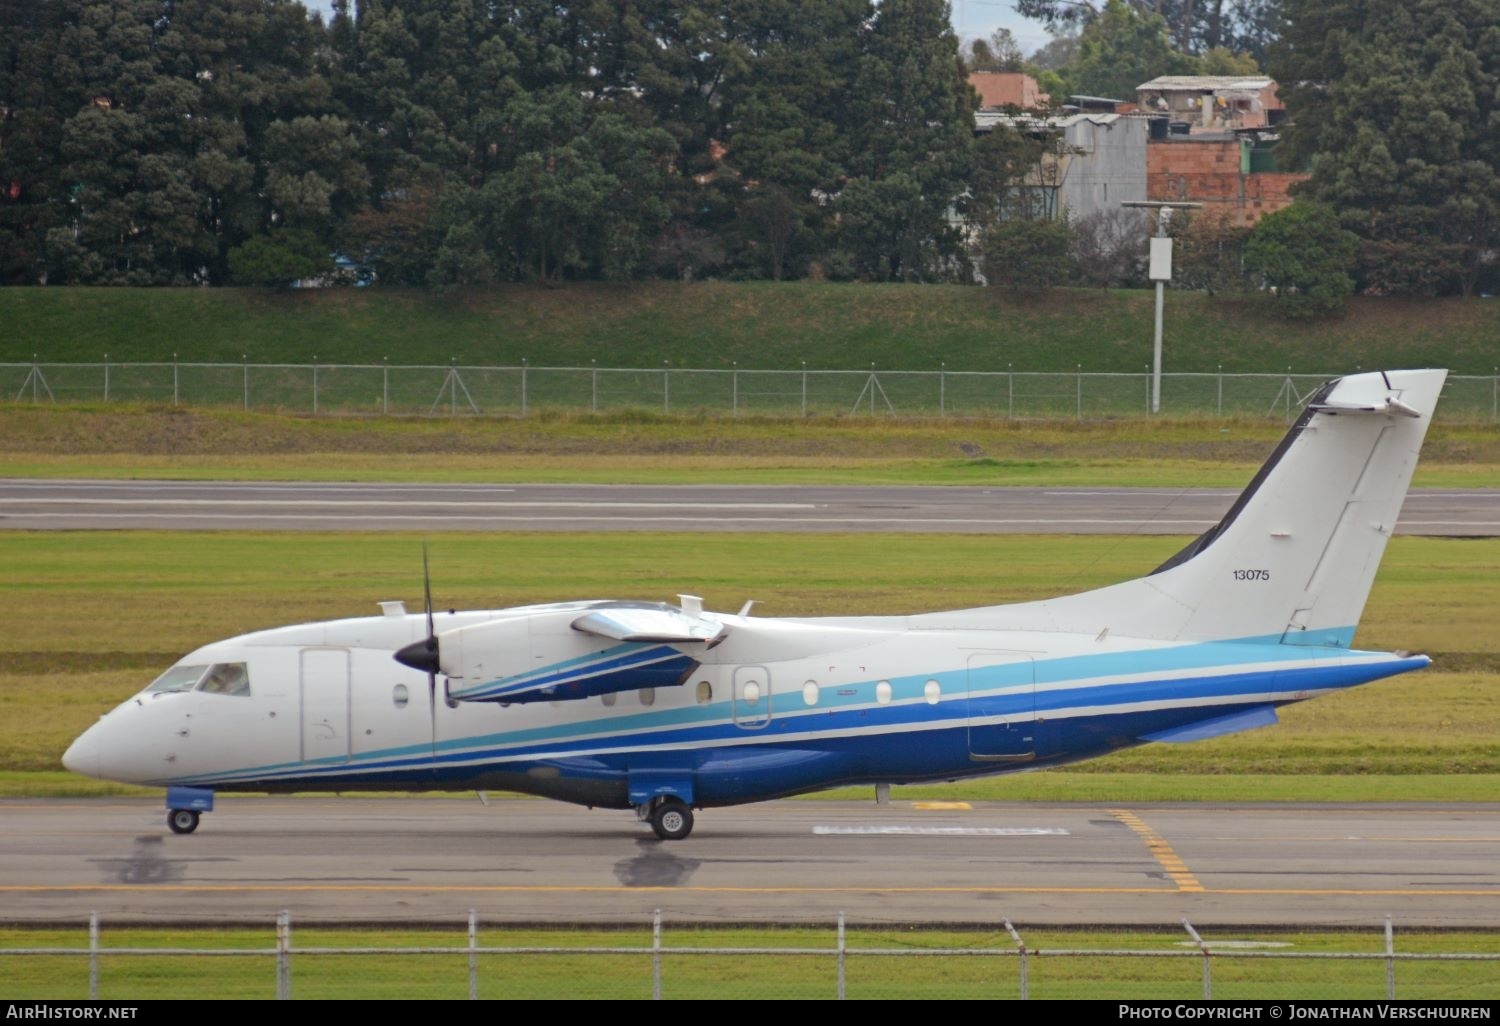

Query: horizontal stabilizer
[[1140, 704, 1278, 743], [573, 607, 727, 647]]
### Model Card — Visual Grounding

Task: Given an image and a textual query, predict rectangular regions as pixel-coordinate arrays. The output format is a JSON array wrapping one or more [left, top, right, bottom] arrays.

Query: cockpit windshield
[[145, 664, 208, 694], [142, 662, 251, 697], [198, 662, 250, 697]]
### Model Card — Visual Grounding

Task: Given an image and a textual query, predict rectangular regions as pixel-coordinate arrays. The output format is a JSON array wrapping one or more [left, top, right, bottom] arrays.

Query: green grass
[[3, 531, 1497, 798], [2, 924, 1496, 999], [4, 282, 1500, 373], [3, 404, 1500, 486]]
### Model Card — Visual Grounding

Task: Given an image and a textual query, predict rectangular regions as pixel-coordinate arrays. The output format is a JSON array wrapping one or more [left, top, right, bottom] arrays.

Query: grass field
[[4, 404, 1500, 487], [2, 923, 1496, 999], [4, 531, 1497, 799], [4, 283, 1500, 373]]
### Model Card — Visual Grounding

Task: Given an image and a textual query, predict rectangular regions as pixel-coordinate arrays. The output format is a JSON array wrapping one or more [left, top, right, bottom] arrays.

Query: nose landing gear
[[164, 786, 215, 835], [168, 808, 200, 834]]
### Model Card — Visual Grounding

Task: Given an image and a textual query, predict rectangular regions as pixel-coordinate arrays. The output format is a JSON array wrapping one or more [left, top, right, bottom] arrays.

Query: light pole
[[1122, 200, 1202, 414]]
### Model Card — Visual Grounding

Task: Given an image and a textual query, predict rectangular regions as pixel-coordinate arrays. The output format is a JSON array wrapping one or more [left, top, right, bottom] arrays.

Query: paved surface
[[3, 798, 1499, 926], [3, 479, 1499, 534]]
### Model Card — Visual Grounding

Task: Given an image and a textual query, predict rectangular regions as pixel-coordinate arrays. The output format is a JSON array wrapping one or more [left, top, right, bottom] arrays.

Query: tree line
[[1, 0, 1494, 302]]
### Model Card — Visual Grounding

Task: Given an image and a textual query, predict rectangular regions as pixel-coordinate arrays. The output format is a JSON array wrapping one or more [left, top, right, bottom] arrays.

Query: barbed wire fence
[[4, 912, 1499, 1000], [5, 361, 1498, 422]]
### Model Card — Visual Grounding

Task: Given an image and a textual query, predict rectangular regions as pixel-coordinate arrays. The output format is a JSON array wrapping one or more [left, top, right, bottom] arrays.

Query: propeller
[[394, 543, 442, 694]]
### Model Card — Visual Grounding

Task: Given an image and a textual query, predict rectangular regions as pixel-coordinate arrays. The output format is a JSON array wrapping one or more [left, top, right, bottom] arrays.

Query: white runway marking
[[813, 825, 1070, 836]]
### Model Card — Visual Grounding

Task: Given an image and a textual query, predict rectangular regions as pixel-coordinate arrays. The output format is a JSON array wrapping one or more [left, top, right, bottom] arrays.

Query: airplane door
[[732, 666, 771, 729], [965, 653, 1036, 761], [301, 648, 351, 764]]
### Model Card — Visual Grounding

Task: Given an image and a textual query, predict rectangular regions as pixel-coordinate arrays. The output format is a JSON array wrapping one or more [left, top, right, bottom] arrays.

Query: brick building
[[1145, 132, 1305, 227]]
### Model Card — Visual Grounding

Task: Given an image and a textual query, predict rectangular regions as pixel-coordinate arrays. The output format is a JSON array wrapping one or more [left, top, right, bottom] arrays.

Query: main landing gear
[[638, 796, 695, 840]]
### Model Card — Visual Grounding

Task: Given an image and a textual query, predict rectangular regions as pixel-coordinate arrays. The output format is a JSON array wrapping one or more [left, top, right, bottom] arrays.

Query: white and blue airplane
[[63, 369, 1446, 841]]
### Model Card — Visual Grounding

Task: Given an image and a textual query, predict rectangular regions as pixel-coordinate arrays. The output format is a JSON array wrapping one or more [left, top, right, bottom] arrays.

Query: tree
[[965, 29, 1025, 72], [839, 0, 974, 281], [981, 217, 1073, 291], [1271, 0, 1500, 297], [227, 227, 332, 287], [1172, 210, 1250, 295], [1016, 0, 1281, 59], [1243, 203, 1357, 318], [1059, 0, 1196, 102], [1070, 209, 1147, 287]]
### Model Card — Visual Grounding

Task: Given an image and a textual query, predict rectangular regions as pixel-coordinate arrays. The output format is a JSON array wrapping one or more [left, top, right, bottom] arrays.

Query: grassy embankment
[[4, 924, 1497, 999], [3, 282, 1499, 372], [4, 532, 1496, 802]]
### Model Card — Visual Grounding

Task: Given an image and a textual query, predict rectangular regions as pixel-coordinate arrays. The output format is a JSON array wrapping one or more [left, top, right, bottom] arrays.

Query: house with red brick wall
[[1137, 76, 1305, 227]]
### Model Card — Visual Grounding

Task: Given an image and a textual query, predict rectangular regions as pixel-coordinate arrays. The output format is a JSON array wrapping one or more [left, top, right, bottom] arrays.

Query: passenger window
[[198, 662, 251, 697]]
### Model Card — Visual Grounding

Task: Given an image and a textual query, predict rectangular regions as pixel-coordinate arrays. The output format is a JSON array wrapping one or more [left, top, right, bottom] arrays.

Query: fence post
[[732, 362, 738, 418], [382, 358, 389, 415], [663, 364, 670, 415], [1183, 919, 1210, 999], [1385, 916, 1395, 1000], [88, 911, 99, 1000], [939, 362, 945, 418], [243, 356, 250, 410], [103, 356, 110, 403], [276, 910, 291, 1000], [652, 908, 662, 1000], [1005, 919, 1027, 1001], [1007, 364, 1013, 420], [836, 911, 846, 1000], [1076, 364, 1082, 422], [801, 361, 807, 418], [591, 361, 598, 413], [1492, 368, 1497, 423], [521, 359, 528, 417], [312, 358, 319, 414], [172, 353, 179, 406], [1217, 364, 1223, 418], [469, 908, 479, 1001]]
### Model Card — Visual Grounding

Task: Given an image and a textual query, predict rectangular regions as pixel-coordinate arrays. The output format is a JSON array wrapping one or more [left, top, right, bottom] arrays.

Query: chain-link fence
[[5, 913, 1499, 1000], [5, 362, 1498, 422]]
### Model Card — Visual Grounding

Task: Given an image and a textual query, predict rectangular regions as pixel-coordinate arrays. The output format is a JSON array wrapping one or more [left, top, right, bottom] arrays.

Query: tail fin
[[982, 369, 1447, 645]]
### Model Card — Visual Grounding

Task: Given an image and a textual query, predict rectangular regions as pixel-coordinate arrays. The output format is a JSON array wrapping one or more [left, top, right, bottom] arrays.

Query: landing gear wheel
[[649, 798, 694, 841], [167, 809, 200, 835]]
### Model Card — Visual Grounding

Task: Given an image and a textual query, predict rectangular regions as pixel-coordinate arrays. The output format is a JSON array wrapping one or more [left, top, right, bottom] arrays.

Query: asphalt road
[[4, 798, 1498, 926], [3, 479, 1500, 534]]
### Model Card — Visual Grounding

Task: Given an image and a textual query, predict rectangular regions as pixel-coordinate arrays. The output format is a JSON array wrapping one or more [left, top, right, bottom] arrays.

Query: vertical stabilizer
[[959, 369, 1447, 645]]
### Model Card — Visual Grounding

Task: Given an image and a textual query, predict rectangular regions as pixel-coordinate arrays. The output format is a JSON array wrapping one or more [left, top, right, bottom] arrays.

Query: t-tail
[[974, 369, 1448, 646]]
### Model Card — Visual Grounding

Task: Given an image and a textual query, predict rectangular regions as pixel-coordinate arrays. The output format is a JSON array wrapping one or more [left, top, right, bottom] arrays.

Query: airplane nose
[[62, 727, 103, 779]]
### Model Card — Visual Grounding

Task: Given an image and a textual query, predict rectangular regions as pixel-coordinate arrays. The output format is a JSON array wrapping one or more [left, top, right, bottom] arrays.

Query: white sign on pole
[[1149, 236, 1174, 281]]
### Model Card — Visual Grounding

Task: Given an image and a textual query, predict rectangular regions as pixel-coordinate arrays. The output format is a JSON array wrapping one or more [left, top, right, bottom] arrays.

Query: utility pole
[[1123, 200, 1202, 414]]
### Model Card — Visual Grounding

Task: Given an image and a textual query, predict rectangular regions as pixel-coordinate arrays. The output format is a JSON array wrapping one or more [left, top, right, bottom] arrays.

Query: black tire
[[649, 798, 694, 841], [167, 809, 200, 835]]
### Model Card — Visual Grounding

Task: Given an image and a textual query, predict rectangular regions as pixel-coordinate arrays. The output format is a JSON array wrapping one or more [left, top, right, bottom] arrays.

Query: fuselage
[[62, 603, 1428, 809]]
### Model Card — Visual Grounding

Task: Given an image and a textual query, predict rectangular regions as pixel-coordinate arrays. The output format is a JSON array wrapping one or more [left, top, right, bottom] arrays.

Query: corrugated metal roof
[[1137, 75, 1273, 91], [974, 111, 1127, 131]]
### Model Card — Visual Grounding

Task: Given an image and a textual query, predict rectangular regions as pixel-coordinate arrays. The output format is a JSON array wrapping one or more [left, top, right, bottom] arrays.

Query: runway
[[3, 479, 1500, 534], [4, 798, 1499, 926]]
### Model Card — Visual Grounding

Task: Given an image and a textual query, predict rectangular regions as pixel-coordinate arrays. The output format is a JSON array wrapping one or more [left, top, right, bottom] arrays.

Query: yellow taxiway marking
[[0, 884, 1497, 896], [1112, 809, 1205, 893], [911, 801, 973, 811]]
